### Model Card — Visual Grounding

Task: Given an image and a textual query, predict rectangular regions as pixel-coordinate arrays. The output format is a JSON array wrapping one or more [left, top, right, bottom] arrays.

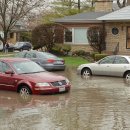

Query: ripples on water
[[1, 67, 130, 130]]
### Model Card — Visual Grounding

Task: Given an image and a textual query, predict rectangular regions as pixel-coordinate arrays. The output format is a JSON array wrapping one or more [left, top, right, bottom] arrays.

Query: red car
[[0, 58, 71, 95]]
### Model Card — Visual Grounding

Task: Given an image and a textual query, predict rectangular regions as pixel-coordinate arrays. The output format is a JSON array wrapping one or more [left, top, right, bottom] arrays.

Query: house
[[97, 5, 130, 55], [55, 11, 109, 52], [55, 0, 130, 55], [0, 21, 29, 45], [8, 21, 29, 44]]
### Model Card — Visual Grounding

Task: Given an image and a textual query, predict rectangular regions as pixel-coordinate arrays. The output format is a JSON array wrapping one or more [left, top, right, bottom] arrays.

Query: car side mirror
[[5, 70, 14, 75]]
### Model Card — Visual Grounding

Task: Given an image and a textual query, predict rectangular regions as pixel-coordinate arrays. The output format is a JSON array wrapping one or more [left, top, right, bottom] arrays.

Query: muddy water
[[1, 67, 130, 130]]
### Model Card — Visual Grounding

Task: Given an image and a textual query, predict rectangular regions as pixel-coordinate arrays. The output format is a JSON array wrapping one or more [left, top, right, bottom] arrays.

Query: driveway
[[0, 67, 130, 130]]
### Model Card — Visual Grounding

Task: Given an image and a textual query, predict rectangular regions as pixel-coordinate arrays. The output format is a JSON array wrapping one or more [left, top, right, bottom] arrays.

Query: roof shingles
[[54, 12, 110, 23], [97, 6, 130, 21]]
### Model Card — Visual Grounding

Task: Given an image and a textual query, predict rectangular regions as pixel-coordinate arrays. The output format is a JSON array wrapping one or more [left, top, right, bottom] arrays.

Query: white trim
[[64, 27, 89, 45], [72, 28, 74, 44]]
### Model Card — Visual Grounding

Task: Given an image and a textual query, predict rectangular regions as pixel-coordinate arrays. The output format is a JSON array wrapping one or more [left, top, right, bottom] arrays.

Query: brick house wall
[[95, 0, 113, 12], [105, 22, 130, 55], [62, 23, 103, 52], [63, 22, 130, 55], [59, 0, 113, 53], [57, 1, 130, 55]]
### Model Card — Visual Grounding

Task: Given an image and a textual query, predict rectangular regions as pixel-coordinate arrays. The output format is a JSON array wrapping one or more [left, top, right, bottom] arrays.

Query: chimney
[[95, 0, 113, 12]]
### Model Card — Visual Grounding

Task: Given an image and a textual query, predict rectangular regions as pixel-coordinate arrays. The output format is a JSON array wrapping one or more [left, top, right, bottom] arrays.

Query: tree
[[42, 0, 94, 23], [87, 26, 106, 54], [0, 0, 45, 46], [51, 0, 80, 16], [32, 23, 65, 51], [20, 31, 32, 42]]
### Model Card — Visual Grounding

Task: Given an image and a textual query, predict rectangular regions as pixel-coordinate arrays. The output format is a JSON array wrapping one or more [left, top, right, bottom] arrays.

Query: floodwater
[[1, 67, 130, 130]]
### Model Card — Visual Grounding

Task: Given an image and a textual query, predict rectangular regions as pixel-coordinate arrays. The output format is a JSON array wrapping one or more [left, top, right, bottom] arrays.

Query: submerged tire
[[19, 86, 32, 95], [81, 68, 92, 76], [125, 71, 130, 80]]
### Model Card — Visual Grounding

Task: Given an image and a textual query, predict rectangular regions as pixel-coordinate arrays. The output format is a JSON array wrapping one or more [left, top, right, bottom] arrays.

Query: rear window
[[14, 42, 24, 47], [37, 52, 57, 58]]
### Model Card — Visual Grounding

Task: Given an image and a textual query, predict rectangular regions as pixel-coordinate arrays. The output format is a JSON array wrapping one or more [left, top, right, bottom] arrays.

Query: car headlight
[[65, 78, 70, 84], [36, 82, 50, 87]]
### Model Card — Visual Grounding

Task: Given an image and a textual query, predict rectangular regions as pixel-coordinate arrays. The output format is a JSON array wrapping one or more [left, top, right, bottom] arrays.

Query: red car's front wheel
[[19, 86, 32, 95]]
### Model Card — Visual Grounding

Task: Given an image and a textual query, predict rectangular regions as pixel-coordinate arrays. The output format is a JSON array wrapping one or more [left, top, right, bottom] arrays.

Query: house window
[[10, 33, 14, 38], [112, 27, 119, 35], [74, 28, 88, 44], [65, 29, 72, 42], [126, 27, 130, 49], [64, 28, 88, 44]]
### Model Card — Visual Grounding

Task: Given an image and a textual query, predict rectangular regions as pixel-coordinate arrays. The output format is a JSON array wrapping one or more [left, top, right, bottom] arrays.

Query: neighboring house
[[55, 0, 130, 55], [9, 21, 29, 44], [0, 21, 28, 45]]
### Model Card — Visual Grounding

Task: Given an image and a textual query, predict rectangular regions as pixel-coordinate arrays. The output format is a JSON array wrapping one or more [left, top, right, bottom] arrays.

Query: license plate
[[55, 61, 63, 64], [59, 87, 65, 92]]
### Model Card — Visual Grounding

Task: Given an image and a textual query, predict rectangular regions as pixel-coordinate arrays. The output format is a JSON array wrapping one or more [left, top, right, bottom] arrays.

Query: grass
[[0, 52, 15, 57], [0, 52, 90, 67], [61, 56, 90, 67]]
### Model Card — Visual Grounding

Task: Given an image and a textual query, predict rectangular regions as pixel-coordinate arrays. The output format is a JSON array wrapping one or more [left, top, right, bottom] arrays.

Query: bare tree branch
[[0, 0, 45, 45]]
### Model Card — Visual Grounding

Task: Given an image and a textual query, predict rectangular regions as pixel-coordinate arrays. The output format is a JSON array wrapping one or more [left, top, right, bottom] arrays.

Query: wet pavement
[[1, 67, 130, 130]]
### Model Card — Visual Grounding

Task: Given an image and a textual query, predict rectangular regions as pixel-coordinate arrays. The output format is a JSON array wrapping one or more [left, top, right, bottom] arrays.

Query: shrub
[[95, 54, 109, 61], [72, 50, 90, 57], [52, 44, 62, 51], [87, 26, 106, 53], [90, 52, 99, 59], [51, 44, 71, 56], [51, 44, 62, 55], [61, 44, 71, 55], [72, 50, 85, 56]]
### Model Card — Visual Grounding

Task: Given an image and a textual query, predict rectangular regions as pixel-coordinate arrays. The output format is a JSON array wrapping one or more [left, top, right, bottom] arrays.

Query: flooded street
[[1, 67, 130, 130]]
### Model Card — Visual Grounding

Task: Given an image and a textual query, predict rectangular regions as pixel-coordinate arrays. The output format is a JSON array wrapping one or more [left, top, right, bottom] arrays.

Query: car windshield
[[12, 61, 45, 74], [37, 52, 57, 58]]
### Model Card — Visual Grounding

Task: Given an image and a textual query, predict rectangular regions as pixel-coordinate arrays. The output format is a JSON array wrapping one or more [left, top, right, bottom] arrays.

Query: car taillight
[[62, 60, 65, 64], [47, 59, 55, 63]]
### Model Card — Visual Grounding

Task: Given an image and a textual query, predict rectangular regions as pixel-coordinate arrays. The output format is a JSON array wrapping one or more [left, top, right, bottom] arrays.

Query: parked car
[[15, 50, 65, 71], [77, 55, 130, 79], [14, 42, 32, 51], [0, 58, 71, 95]]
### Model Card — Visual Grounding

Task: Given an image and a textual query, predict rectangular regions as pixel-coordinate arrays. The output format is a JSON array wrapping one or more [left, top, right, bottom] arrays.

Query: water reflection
[[55, 67, 130, 130], [0, 91, 70, 130], [1, 67, 130, 130]]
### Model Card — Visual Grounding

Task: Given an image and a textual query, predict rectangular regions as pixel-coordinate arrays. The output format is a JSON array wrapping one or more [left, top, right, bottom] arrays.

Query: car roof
[[107, 55, 130, 58], [0, 58, 30, 63]]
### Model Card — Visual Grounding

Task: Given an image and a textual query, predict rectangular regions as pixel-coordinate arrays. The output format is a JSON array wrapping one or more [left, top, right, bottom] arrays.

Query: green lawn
[[62, 56, 90, 67], [0, 52, 15, 57], [0, 52, 90, 67]]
